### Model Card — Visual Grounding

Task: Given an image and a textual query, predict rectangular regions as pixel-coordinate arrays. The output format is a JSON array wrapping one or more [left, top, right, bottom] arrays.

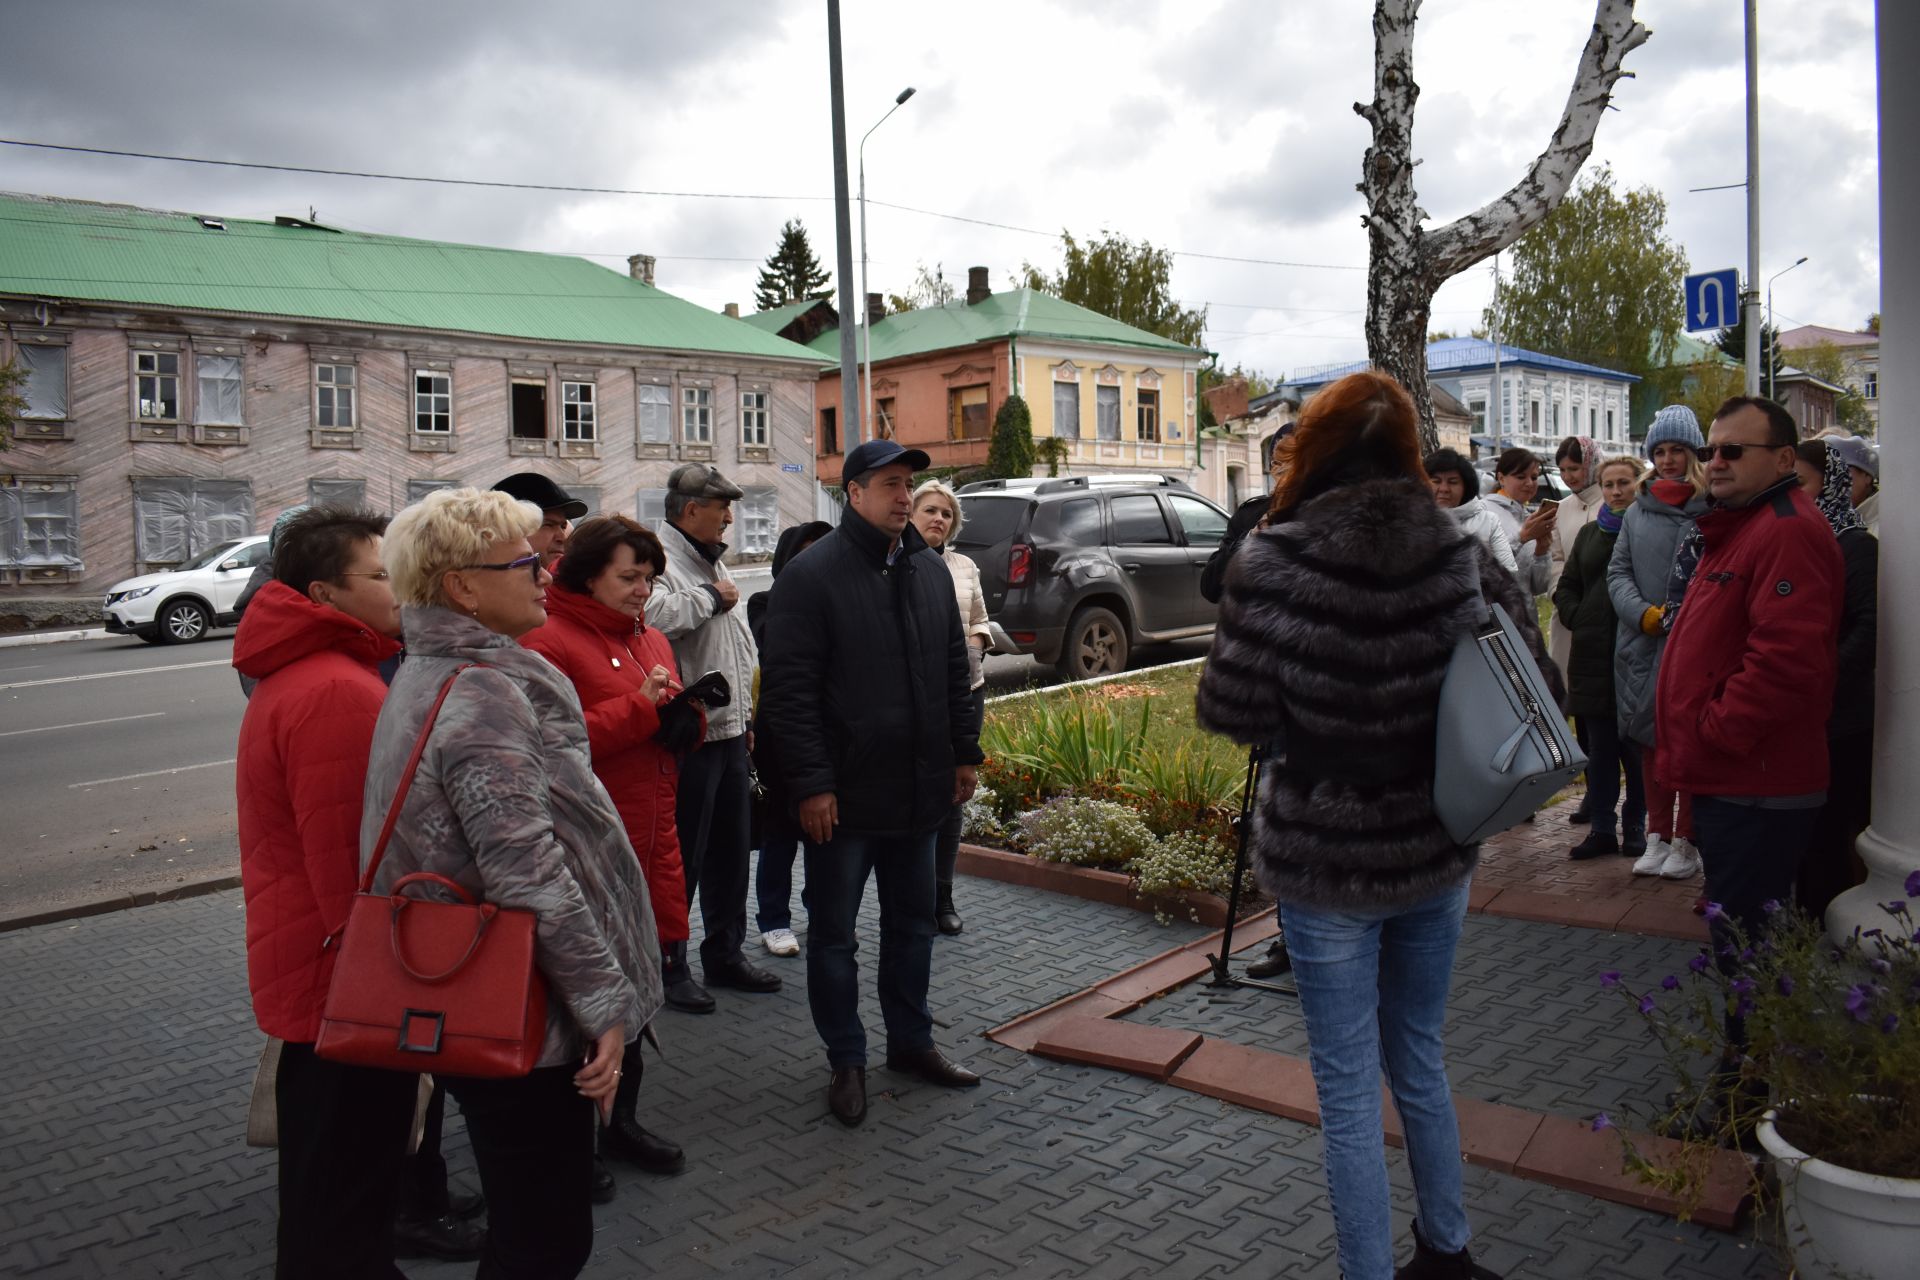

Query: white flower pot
[[1756, 1109, 1920, 1279]]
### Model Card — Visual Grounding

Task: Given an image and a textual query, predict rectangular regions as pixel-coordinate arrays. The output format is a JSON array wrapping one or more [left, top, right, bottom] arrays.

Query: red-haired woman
[[1197, 372, 1554, 1280], [522, 515, 701, 1192]]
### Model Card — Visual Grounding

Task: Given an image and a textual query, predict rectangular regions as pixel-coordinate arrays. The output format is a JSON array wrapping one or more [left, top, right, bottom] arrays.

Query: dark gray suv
[[955, 476, 1230, 680]]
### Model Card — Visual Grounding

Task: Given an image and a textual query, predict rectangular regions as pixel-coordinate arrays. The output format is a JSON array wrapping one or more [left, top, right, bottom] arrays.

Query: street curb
[[0, 627, 107, 649], [0, 873, 241, 935]]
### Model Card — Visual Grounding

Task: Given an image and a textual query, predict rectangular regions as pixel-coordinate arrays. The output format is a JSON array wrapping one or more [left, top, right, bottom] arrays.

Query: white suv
[[103, 535, 270, 644]]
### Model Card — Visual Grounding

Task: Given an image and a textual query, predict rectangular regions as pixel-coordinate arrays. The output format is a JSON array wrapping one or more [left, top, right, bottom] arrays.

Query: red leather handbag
[[316, 666, 549, 1078]]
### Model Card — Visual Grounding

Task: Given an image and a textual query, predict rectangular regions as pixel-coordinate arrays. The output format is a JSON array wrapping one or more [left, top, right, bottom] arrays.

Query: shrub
[[960, 784, 1007, 845], [1015, 797, 1155, 870], [986, 393, 1035, 478]]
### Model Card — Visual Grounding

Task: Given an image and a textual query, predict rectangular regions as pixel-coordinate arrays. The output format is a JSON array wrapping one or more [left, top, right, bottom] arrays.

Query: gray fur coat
[[1196, 478, 1559, 912]]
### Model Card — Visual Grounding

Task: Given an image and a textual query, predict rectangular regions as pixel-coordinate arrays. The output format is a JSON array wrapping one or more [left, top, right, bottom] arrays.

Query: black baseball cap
[[843, 438, 930, 485], [492, 472, 589, 519]]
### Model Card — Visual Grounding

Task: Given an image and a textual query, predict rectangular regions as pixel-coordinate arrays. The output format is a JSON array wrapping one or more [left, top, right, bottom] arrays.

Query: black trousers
[[677, 732, 753, 965], [273, 1041, 414, 1280], [934, 687, 989, 891], [1693, 797, 1819, 1051], [1799, 732, 1873, 921], [399, 1078, 451, 1217], [444, 1065, 596, 1280]]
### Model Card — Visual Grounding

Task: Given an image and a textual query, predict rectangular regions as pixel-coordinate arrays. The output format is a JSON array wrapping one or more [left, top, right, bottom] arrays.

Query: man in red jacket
[[1656, 397, 1843, 1063], [234, 507, 416, 1279]]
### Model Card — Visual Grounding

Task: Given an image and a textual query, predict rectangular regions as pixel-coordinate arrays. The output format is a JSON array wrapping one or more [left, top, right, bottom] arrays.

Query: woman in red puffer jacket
[[520, 514, 703, 1181], [233, 506, 415, 1278]]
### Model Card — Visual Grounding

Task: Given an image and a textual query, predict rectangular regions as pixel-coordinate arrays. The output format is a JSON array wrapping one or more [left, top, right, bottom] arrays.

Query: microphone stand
[[1207, 743, 1296, 996]]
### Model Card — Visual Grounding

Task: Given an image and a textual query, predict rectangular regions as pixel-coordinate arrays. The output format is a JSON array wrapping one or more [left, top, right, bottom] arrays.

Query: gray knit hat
[[1643, 405, 1704, 458]]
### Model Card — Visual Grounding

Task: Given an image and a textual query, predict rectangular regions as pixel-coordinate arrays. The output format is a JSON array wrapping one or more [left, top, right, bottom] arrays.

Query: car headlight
[[118, 586, 157, 602]]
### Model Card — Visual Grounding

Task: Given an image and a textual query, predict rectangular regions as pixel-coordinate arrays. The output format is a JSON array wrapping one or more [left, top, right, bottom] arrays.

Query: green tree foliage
[[886, 262, 955, 314], [1790, 340, 1873, 431], [1865, 313, 1880, 334], [986, 393, 1035, 479], [0, 358, 28, 450], [1195, 362, 1275, 430], [1484, 169, 1687, 424], [1713, 316, 1784, 381], [753, 219, 831, 311], [1018, 231, 1206, 347], [1677, 358, 1747, 436]]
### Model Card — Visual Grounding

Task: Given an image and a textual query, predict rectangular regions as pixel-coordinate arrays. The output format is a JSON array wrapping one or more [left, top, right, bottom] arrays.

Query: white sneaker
[[1658, 838, 1702, 881], [762, 928, 800, 957], [1631, 836, 1670, 876]]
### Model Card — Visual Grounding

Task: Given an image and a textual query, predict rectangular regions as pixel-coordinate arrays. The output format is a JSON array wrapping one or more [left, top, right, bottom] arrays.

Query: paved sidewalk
[[0, 863, 1783, 1278]]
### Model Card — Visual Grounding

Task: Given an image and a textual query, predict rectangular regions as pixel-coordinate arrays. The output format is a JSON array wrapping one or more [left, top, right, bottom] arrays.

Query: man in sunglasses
[[1654, 395, 1843, 1130], [492, 472, 590, 570]]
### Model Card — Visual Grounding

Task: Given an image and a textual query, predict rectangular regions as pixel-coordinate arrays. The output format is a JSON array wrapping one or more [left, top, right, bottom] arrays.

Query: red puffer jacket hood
[[233, 579, 401, 679], [234, 579, 401, 1042]]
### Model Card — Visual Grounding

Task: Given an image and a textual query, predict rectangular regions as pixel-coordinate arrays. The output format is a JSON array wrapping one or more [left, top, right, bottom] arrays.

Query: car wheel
[[157, 598, 212, 644], [1057, 606, 1129, 681]]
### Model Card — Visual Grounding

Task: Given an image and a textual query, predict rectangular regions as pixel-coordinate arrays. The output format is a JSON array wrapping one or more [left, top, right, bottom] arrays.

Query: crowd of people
[[233, 375, 1882, 1279]]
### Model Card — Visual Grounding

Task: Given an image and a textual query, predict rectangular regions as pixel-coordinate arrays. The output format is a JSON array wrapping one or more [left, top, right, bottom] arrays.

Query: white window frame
[[683, 386, 712, 443], [561, 380, 596, 442], [741, 389, 770, 447], [1863, 370, 1878, 400], [414, 370, 453, 434], [315, 362, 358, 430], [136, 351, 182, 422]]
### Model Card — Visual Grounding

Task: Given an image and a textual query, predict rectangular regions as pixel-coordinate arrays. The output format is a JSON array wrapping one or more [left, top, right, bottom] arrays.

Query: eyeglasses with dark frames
[[461, 553, 542, 580]]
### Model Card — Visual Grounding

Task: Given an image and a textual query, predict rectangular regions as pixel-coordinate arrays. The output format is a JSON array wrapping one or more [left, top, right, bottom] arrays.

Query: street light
[[1765, 255, 1808, 400], [859, 86, 916, 444]]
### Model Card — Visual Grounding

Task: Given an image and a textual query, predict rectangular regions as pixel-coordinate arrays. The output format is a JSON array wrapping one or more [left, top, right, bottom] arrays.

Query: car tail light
[[1007, 542, 1033, 587], [1011, 631, 1037, 645]]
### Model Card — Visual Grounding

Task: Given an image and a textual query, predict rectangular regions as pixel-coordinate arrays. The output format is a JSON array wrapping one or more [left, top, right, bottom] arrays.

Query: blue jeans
[[803, 828, 938, 1068], [1280, 881, 1473, 1280], [755, 813, 804, 934]]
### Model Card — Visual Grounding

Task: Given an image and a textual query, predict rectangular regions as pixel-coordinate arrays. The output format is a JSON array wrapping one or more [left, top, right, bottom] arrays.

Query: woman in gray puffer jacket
[[368, 487, 661, 1280], [1606, 406, 1708, 881]]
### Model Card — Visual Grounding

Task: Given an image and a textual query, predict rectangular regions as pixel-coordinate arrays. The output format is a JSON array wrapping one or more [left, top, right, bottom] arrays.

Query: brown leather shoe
[[884, 1048, 981, 1088], [828, 1066, 867, 1126]]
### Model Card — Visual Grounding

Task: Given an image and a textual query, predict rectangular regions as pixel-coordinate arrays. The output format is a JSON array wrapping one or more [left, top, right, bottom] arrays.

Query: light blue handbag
[[1433, 600, 1585, 845]]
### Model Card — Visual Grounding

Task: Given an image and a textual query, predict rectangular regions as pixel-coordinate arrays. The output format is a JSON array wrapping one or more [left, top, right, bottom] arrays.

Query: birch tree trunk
[[1359, 0, 1649, 451]]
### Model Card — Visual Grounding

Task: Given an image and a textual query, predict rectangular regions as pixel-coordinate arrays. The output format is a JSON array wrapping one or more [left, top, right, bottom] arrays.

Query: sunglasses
[[1694, 442, 1779, 463], [462, 553, 542, 580]]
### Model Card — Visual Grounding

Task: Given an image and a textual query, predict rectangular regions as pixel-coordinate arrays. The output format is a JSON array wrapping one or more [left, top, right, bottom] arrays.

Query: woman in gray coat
[[1606, 406, 1707, 884], [370, 487, 662, 1280]]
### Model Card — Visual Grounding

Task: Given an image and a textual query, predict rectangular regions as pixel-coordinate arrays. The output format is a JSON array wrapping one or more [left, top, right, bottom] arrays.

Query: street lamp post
[[858, 86, 915, 444], [1765, 255, 1807, 400]]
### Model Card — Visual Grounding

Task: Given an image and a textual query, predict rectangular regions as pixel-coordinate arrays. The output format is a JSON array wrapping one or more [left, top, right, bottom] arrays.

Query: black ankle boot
[[1569, 830, 1619, 860], [601, 1041, 687, 1174], [1394, 1219, 1502, 1279], [935, 884, 963, 936], [662, 941, 715, 1013]]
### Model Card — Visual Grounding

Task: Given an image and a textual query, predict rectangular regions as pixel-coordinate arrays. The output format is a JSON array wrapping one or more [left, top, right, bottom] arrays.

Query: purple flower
[[1864, 928, 1885, 940], [1905, 869, 1920, 898], [1731, 977, 1756, 996], [1846, 984, 1876, 1020], [1777, 974, 1796, 997], [1871, 958, 1893, 975], [1600, 970, 1622, 989], [1661, 975, 1680, 992], [1885, 1013, 1902, 1034], [1591, 1112, 1613, 1132], [1704, 902, 1726, 921], [1689, 953, 1711, 975], [1737, 997, 1757, 1019], [1886, 902, 1911, 916], [1762, 898, 1782, 916], [1739, 947, 1756, 964], [1638, 994, 1657, 1015]]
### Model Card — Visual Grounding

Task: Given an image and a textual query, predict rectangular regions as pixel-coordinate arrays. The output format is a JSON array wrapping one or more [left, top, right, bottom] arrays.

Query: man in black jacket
[[761, 439, 985, 1126]]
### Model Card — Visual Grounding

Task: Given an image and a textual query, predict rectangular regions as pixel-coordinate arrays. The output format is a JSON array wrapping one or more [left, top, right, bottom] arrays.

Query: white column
[[1828, 1, 1917, 937]]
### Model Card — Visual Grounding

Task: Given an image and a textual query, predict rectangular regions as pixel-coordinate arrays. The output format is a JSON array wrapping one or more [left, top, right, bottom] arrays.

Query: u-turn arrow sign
[[1684, 269, 1741, 332]]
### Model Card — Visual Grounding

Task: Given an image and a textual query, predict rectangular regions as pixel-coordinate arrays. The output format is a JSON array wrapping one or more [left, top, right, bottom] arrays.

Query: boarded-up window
[[407, 479, 456, 505], [16, 344, 68, 419], [195, 355, 244, 425], [739, 486, 778, 555], [637, 383, 672, 444], [0, 477, 81, 567], [948, 385, 989, 442], [1096, 385, 1121, 441], [1053, 381, 1080, 439], [307, 478, 369, 510], [635, 488, 668, 534], [568, 485, 602, 517], [132, 476, 254, 568]]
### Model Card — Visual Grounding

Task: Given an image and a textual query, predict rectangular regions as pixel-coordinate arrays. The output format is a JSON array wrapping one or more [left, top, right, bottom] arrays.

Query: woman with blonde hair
[[1198, 371, 1551, 1279], [908, 478, 991, 935], [369, 487, 661, 1279]]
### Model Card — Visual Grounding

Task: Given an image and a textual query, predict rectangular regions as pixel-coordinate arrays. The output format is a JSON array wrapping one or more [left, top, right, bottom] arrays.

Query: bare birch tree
[[1358, 0, 1649, 449]]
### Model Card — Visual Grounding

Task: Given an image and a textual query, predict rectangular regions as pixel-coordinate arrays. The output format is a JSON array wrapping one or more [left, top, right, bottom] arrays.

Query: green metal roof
[[738, 297, 830, 335], [806, 288, 1203, 364], [0, 192, 824, 363], [1658, 330, 1736, 367]]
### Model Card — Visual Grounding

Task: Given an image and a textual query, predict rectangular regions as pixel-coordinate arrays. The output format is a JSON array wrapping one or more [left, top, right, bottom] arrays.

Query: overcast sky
[[0, 0, 1880, 394]]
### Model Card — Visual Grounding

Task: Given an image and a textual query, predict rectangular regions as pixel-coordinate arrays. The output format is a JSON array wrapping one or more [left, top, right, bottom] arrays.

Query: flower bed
[[970, 663, 1260, 921]]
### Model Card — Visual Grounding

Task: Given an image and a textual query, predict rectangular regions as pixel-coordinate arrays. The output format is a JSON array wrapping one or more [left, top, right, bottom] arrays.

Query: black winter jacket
[[1550, 520, 1622, 719], [1200, 493, 1273, 604], [1196, 477, 1559, 912], [760, 506, 983, 837], [1830, 527, 1878, 740]]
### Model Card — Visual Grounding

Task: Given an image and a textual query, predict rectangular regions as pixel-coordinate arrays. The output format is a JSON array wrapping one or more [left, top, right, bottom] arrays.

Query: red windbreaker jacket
[[234, 580, 401, 1041], [1654, 478, 1843, 797], [521, 586, 694, 943]]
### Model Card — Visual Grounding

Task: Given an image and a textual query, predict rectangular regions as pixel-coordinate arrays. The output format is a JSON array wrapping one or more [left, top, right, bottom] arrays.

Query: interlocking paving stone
[[0, 854, 1782, 1279]]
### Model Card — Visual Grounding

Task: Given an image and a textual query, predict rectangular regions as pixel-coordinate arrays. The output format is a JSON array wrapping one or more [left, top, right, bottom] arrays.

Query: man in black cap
[[760, 439, 985, 1126], [492, 472, 589, 569], [646, 463, 781, 1009]]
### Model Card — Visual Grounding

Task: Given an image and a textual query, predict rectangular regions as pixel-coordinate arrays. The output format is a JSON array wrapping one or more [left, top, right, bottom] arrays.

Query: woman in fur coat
[[1198, 372, 1557, 1280]]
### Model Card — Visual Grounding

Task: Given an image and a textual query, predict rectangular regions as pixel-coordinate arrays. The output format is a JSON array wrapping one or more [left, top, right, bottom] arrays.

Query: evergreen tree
[[986, 393, 1035, 479], [1712, 317, 1785, 382], [753, 220, 831, 311]]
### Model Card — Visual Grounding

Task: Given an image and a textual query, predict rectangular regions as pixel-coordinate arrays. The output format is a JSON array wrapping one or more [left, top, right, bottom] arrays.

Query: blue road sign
[[1684, 268, 1741, 332]]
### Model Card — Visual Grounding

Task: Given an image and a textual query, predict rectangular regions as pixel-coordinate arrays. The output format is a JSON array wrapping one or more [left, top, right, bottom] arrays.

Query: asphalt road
[[0, 580, 1208, 918]]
